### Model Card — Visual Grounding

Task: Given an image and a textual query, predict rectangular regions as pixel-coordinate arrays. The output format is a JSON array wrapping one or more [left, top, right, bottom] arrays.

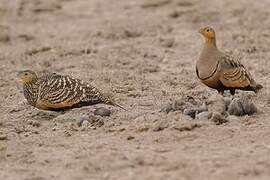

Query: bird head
[[18, 70, 38, 83], [199, 26, 216, 40]]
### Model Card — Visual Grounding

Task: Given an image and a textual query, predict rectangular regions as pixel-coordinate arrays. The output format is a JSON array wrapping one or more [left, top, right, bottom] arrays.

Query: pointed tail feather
[[108, 101, 128, 111], [102, 95, 128, 111]]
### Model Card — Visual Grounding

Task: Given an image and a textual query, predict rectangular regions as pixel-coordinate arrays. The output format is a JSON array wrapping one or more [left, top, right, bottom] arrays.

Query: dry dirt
[[0, 0, 270, 180]]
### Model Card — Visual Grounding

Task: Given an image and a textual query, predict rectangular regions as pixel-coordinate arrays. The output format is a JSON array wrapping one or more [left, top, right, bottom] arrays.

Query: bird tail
[[102, 94, 127, 111], [107, 101, 128, 111]]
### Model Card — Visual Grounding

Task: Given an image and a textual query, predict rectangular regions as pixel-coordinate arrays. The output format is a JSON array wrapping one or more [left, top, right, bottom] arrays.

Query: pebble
[[141, 0, 171, 8], [195, 111, 212, 120], [27, 120, 41, 127], [228, 96, 257, 116], [81, 120, 90, 131], [127, 136, 135, 140], [183, 104, 208, 119], [76, 115, 88, 127], [0, 134, 8, 140], [159, 37, 175, 48], [223, 97, 233, 109], [94, 107, 111, 117], [183, 108, 197, 119], [210, 112, 228, 125], [228, 98, 243, 116], [239, 96, 257, 115]]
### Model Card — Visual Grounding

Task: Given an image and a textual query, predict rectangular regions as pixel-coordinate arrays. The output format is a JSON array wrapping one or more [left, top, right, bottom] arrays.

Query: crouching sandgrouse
[[18, 70, 125, 110]]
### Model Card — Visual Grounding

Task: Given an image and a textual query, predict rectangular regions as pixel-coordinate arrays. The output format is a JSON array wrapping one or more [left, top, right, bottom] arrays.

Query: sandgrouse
[[196, 26, 262, 95], [18, 70, 125, 110]]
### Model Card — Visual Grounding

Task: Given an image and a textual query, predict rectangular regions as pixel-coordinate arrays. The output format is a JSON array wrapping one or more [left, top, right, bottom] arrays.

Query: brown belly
[[196, 62, 222, 90], [35, 99, 74, 110], [200, 73, 222, 89]]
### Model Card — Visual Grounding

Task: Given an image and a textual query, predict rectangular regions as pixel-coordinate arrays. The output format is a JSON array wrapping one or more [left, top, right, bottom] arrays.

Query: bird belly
[[196, 60, 221, 90], [35, 99, 73, 110], [200, 73, 221, 89]]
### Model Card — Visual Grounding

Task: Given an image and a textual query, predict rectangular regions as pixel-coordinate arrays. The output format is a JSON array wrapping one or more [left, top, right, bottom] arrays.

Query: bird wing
[[79, 83, 104, 104], [219, 54, 252, 88], [37, 73, 86, 109]]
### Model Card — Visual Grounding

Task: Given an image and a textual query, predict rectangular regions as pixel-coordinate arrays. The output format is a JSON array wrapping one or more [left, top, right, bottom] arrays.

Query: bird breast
[[196, 46, 223, 87]]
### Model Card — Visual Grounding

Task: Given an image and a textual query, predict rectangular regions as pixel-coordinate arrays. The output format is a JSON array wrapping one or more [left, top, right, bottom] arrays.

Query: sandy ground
[[0, 0, 270, 179]]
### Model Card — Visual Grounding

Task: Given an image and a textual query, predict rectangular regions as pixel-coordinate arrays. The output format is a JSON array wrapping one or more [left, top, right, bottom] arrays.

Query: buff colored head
[[199, 26, 216, 40], [18, 70, 37, 83]]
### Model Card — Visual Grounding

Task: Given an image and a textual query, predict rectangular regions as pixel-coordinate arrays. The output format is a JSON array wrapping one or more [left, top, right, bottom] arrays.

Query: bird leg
[[218, 90, 224, 96], [229, 89, 235, 96]]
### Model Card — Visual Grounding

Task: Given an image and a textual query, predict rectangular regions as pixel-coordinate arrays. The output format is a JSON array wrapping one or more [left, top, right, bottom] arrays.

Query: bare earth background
[[0, 0, 270, 179]]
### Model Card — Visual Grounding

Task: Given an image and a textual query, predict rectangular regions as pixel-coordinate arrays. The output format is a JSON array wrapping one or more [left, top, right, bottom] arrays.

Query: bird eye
[[24, 73, 28, 76], [206, 29, 210, 32]]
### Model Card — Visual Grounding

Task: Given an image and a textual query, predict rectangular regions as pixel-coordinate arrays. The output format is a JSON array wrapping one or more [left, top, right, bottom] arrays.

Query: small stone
[[94, 107, 111, 117], [17, 34, 35, 41], [136, 126, 149, 132], [160, 37, 175, 48], [141, 0, 171, 8], [183, 108, 197, 119], [172, 123, 202, 132], [239, 96, 257, 115], [167, 99, 193, 113], [0, 134, 7, 140], [124, 29, 142, 38], [210, 112, 228, 125], [223, 97, 233, 109], [183, 104, 207, 119], [81, 120, 90, 131], [27, 120, 41, 127], [127, 136, 135, 140], [198, 103, 208, 112], [228, 98, 243, 116], [152, 125, 165, 132], [169, 10, 181, 18], [196, 111, 212, 120], [228, 96, 257, 116], [76, 115, 88, 127]]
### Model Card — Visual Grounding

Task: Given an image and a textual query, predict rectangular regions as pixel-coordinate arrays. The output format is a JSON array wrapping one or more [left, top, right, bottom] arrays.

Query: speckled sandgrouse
[[18, 70, 125, 110], [196, 26, 263, 95]]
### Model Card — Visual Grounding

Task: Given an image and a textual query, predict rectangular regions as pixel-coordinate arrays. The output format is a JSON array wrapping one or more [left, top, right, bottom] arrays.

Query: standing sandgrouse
[[196, 26, 263, 95], [18, 70, 126, 110]]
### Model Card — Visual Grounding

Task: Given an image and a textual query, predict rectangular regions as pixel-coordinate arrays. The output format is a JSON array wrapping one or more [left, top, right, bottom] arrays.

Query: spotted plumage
[[18, 70, 125, 110], [196, 26, 263, 95]]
